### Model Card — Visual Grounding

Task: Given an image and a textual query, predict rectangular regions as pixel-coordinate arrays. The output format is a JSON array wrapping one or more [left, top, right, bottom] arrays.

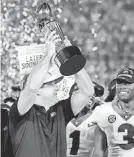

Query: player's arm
[[17, 30, 61, 115], [71, 68, 94, 115], [92, 125, 107, 157]]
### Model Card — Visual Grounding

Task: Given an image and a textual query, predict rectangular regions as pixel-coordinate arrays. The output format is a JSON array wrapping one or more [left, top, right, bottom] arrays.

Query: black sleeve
[[5, 127, 14, 157], [9, 99, 27, 127], [62, 97, 74, 126], [1, 109, 9, 129]]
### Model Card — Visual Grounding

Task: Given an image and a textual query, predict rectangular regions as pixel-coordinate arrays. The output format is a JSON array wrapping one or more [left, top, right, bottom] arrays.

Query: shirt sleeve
[[62, 97, 74, 126], [1, 109, 9, 129]]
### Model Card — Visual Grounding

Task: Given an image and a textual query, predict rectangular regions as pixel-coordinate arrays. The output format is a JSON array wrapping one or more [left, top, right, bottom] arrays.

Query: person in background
[[1, 104, 13, 157], [1, 104, 11, 113], [11, 83, 21, 99], [4, 97, 16, 108], [66, 82, 104, 157], [9, 29, 94, 157]]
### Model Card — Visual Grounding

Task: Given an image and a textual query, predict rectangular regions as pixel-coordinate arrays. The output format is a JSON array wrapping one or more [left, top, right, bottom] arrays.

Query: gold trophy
[[36, 2, 86, 76]]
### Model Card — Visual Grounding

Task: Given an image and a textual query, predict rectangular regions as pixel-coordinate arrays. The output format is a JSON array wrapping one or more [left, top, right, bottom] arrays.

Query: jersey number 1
[[70, 130, 80, 155]]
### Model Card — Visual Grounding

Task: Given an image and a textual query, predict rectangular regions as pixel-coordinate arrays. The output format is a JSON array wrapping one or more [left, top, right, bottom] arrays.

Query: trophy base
[[56, 46, 86, 76], [60, 55, 86, 76]]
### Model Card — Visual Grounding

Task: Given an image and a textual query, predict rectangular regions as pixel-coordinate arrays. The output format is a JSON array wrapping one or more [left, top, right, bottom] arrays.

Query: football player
[[66, 82, 104, 157], [91, 68, 134, 157]]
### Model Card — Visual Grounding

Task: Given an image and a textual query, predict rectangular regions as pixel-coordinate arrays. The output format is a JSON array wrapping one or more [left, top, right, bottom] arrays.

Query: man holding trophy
[[9, 2, 94, 157]]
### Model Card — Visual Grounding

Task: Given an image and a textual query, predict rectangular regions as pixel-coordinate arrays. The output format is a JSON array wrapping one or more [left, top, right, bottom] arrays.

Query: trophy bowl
[[56, 46, 86, 76]]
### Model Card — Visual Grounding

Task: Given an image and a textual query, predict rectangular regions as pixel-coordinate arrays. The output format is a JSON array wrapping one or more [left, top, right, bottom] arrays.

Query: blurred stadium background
[[1, 0, 134, 102]]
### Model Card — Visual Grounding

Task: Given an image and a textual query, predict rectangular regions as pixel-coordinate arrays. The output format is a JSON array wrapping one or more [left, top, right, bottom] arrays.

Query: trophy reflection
[[36, 2, 86, 76]]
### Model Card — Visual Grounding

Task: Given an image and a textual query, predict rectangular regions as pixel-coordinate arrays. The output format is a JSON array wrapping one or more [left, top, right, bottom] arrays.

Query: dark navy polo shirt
[[9, 98, 74, 157]]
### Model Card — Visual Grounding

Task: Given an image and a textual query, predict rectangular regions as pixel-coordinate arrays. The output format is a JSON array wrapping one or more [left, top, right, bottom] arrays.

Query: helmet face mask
[[93, 81, 104, 97]]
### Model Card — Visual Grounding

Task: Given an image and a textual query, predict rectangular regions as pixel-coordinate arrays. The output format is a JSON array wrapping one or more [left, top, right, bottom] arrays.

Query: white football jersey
[[91, 103, 134, 157], [66, 112, 96, 157]]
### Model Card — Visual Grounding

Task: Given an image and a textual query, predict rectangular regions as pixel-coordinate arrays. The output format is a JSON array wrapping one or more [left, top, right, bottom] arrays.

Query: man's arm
[[17, 56, 52, 115], [17, 30, 61, 115], [71, 68, 94, 115], [92, 125, 107, 157], [75, 68, 94, 96]]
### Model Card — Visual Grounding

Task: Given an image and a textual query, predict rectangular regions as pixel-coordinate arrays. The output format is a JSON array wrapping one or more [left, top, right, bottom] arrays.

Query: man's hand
[[44, 29, 61, 58], [63, 36, 72, 47]]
